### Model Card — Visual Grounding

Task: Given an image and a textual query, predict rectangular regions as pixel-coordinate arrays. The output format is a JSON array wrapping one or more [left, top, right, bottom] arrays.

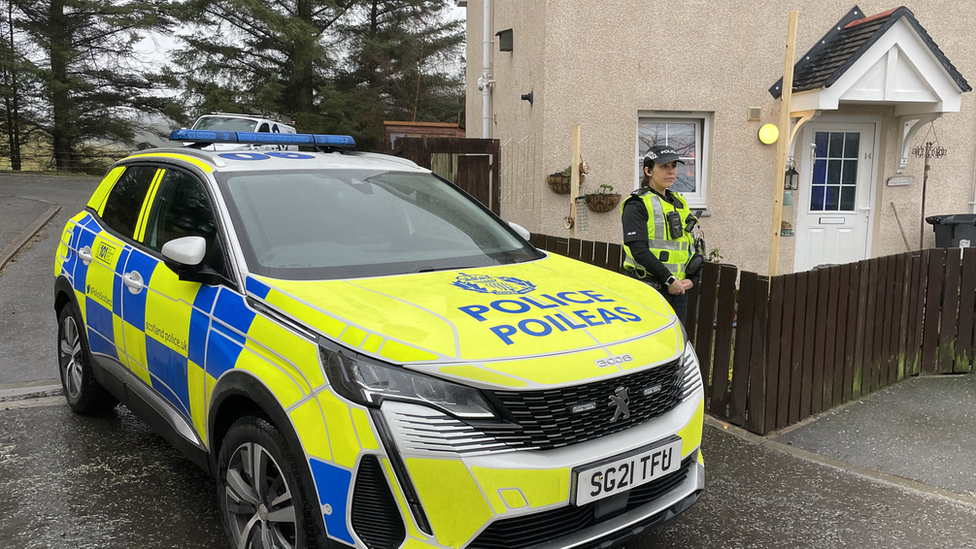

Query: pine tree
[[10, 0, 175, 171]]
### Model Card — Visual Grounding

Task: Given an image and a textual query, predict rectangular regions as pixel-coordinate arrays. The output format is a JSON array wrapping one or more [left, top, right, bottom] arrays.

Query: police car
[[53, 130, 704, 549], [190, 112, 298, 150]]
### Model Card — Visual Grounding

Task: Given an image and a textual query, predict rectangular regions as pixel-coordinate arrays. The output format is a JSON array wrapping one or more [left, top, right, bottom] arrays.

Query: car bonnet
[[246, 253, 684, 388]]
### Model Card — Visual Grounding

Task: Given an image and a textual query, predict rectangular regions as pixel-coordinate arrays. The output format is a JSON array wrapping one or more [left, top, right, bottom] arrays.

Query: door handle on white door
[[78, 246, 92, 265], [123, 270, 144, 294]]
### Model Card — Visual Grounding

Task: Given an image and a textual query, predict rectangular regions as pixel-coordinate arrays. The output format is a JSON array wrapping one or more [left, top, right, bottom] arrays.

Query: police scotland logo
[[451, 272, 536, 295]]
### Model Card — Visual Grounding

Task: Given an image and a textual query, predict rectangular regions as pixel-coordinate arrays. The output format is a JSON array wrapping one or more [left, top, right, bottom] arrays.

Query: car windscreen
[[217, 169, 541, 280], [192, 116, 259, 132]]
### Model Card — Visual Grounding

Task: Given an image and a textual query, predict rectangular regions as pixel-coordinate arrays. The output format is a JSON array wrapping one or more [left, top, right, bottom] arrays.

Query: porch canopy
[[769, 6, 971, 171]]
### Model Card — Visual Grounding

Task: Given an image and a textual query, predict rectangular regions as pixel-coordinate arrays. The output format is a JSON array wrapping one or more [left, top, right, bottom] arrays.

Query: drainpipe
[[971, 149, 976, 213], [478, 0, 493, 139]]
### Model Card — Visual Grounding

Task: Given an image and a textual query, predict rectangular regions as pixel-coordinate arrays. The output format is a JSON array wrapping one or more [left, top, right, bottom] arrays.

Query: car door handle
[[78, 246, 92, 265], [123, 271, 144, 294]]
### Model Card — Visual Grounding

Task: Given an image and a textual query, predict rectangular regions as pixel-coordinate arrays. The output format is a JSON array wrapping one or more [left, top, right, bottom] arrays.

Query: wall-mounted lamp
[[521, 90, 533, 106], [784, 160, 798, 191], [758, 123, 779, 145], [781, 158, 798, 237], [496, 29, 513, 52]]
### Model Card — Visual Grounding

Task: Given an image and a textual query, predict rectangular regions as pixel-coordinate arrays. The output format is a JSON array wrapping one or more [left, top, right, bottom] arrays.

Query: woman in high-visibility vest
[[621, 145, 698, 324]]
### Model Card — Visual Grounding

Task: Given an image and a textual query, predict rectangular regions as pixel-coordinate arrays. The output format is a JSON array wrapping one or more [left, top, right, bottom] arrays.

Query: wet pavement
[[1, 393, 975, 549], [0, 398, 224, 549], [774, 374, 976, 498]]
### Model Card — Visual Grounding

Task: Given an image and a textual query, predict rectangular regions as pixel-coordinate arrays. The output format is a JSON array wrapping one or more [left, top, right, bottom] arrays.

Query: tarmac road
[[0, 173, 99, 385], [1, 394, 975, 549]]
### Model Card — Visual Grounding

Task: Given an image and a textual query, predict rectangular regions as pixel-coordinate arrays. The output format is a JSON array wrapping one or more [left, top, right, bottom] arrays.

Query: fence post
[[709, 265, 737, 420], [957, 248, 976, 372]]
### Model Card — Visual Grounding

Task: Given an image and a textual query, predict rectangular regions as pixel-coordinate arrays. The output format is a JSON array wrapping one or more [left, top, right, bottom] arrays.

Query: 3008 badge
[[596, 354, 634, 367]]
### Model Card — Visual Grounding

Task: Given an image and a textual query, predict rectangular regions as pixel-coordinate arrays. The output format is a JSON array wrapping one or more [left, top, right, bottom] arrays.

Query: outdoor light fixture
[[784, 161, 798, 191], [496, 29, 513, 52], [781, 159, 798, 237], [758, 123, 779, 145]]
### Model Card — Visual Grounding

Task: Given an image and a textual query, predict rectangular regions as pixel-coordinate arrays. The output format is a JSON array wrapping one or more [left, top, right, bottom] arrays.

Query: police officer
[[621, 145, 697, 324]]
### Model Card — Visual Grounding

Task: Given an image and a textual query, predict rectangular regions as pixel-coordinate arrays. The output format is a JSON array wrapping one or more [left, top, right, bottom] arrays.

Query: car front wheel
[[217, 415, 319, 549], [57, 302, 118, 413]]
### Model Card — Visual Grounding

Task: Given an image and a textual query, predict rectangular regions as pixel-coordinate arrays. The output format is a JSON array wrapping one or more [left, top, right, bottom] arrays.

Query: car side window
[[100, 166, 158, 238], [144, 169, 228, 277], [258, 123, 270, 132]]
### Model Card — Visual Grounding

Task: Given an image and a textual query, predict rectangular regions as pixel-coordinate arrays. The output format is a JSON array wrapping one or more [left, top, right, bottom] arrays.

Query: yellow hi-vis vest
[[621, 188, 695, 280]]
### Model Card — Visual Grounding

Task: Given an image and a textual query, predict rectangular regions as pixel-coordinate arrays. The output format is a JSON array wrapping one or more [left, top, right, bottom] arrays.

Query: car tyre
[[217, 415, 320, 549], [57, 302, 118, 413]]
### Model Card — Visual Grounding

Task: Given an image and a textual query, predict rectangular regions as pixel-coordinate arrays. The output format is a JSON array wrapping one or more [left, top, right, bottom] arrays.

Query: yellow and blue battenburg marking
[[57, 157, 704, 549]]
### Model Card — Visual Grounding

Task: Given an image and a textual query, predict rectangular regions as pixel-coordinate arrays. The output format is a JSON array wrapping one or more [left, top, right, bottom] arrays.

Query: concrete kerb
[[704, 415, 976, 511], [0, 379, 62, 401], [0, 204, 61, 270]]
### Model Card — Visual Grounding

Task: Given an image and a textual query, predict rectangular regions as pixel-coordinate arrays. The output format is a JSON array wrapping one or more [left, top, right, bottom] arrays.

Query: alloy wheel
[[59, 315, 84, 400], [224, 441, 299, 549]]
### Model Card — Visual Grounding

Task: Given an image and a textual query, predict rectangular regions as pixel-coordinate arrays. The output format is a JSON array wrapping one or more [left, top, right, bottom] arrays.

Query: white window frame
[[634, 112, 712, 209]]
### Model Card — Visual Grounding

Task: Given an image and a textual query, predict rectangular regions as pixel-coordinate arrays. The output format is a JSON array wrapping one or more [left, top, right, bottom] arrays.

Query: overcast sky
[[135, 5, 467, 67]]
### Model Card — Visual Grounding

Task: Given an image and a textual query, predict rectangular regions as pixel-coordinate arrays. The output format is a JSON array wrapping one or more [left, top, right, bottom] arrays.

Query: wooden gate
[[393, 137, 501, 214]]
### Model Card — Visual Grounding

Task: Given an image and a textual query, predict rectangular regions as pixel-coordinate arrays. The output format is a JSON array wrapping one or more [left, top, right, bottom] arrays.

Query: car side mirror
[[161, 236, 221, 285], [507, 221, 531, 241]]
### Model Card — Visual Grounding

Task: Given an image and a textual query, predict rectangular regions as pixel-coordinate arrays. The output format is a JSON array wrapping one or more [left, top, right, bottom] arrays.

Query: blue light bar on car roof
[[168, 129, 356, 148]]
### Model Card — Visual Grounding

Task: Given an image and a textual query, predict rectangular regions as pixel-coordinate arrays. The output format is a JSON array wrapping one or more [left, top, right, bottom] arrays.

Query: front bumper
[[370, 391, 705, 549]]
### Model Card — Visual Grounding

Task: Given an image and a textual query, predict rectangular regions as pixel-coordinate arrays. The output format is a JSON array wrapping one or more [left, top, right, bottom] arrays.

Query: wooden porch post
[[769, 11, 799, 276]]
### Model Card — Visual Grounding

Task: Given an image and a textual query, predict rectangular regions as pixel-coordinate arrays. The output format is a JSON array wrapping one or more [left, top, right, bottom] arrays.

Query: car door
[[76, 165, 159, 374], [129, 167, 230, 441]]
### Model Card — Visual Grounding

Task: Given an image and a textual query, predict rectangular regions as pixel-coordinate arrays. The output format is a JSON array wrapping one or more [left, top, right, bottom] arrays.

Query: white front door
[[794, 122, 876, 272]]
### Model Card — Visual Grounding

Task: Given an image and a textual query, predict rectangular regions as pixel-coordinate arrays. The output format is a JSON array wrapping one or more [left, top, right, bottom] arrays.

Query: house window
[[635, 113, 711, 208]]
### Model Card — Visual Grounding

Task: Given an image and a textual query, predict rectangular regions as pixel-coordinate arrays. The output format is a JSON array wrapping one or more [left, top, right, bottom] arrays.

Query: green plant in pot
[[584, 183, 621, 213]]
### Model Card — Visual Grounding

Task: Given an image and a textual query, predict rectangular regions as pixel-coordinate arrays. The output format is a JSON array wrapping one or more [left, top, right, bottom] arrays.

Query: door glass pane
[[825, 186, 839, 211], [813, 159, 826, 184], [828, 133, 845, 157], [811, 185, 825, 210], [827, 160, 842, 184], [844, 132, 860, 157], [841, 186, 856, 211], [815, 132, 828, 157], [842, 160, 858, 184]]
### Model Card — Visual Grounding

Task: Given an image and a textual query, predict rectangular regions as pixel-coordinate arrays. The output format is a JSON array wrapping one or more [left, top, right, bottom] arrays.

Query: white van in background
[[189, 112, 298, 150]]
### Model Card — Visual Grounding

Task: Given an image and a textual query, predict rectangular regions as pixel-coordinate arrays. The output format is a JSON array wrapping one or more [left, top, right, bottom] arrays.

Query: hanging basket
[[547, 174, 571, 194], [584, 193, 621, 213]]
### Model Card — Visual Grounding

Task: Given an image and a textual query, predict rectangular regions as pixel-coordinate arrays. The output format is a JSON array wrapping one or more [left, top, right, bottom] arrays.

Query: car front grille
[[351, 455, 406, 549], [467, 455, 694, 549], [385, 357, 696, 457], [485, 358, 683, 450]]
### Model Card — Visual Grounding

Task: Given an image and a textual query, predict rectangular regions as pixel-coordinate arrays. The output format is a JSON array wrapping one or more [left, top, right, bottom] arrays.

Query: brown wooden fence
[[529, 233, 976, 435]]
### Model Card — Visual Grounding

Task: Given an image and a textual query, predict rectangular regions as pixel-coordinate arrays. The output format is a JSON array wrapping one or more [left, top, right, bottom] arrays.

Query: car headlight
[[679, 340, 703, 400], [319, 339, 497, 419]]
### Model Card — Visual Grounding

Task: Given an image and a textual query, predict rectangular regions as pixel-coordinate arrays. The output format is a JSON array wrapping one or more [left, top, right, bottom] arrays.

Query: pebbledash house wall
[[464, 0, 976, 275]]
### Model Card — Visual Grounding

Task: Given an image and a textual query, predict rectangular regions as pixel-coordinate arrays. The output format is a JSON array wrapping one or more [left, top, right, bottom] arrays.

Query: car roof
[[118, 147, 427, 174]]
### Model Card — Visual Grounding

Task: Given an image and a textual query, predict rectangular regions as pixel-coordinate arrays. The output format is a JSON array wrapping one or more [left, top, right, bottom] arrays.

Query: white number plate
[[573, 438, 682, 506]]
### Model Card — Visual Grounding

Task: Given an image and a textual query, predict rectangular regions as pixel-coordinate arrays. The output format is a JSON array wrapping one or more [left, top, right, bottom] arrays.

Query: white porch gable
[[770, 6, 970, 171]]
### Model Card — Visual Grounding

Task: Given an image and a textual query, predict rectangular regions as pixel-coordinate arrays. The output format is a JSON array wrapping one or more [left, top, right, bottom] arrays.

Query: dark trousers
[[625, 269, 689, 326], [661, 291, 688, 326]]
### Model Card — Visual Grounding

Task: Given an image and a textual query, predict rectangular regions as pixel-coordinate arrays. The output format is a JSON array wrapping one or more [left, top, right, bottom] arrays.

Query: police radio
[[666, 211, 683, 239]]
